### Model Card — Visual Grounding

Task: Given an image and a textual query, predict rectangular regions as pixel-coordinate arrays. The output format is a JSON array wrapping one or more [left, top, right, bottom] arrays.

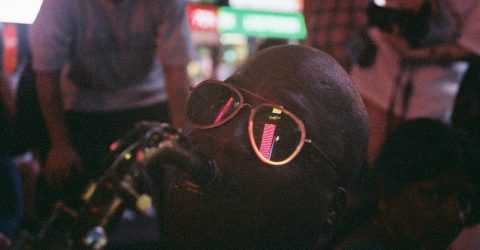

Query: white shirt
[[352, 0, 480, 120], [30, 0, 193, 112]]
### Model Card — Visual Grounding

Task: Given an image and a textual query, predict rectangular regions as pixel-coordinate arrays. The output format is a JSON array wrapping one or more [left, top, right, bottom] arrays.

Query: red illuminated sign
[[2, 24, 18, 73], [187, 4, 219, 33]]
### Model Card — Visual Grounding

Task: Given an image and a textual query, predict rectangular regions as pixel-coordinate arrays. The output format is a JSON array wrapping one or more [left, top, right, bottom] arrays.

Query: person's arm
[[164, 64, 189, 129], [36, 72, 81, 188], [381, 0, 477, 66], [382, 32, 473, 65], [155, 0, 193, 129]]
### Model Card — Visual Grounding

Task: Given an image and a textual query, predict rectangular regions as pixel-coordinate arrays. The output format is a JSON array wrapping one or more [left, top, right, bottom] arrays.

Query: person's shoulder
[[37, 0, 77, 14], [31, 0, 77, 27], [332, 219, 388, 250]]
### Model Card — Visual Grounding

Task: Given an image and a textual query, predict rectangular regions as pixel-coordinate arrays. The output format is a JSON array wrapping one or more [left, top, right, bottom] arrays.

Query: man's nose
[[230, 108, 250, 137], [190, 107, 251, 154]]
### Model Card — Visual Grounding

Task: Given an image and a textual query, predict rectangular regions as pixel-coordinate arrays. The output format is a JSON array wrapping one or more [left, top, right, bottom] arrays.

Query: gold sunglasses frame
[[187, 80, 336, 168]]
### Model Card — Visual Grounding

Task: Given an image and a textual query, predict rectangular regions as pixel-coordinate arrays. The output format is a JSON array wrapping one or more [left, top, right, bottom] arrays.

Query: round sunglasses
[[186, 80, 336, 167]]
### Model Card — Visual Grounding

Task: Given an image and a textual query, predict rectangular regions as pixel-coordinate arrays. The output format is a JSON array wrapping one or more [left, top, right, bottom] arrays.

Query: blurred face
[[162, 80, 338, 249], [380, 172, 475, 250]]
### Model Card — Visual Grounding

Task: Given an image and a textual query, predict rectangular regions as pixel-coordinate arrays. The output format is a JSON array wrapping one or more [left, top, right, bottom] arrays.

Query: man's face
[[162, 80, 337, 249], [380, 172, 475, 249]]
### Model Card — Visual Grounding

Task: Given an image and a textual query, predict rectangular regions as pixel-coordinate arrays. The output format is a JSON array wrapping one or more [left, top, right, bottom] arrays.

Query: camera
[[366, 1, 432, 48]]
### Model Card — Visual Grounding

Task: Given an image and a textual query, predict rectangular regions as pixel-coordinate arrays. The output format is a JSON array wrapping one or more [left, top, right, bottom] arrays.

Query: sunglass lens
[[187, 83, 241, 127], [251, 106, 302, 163]]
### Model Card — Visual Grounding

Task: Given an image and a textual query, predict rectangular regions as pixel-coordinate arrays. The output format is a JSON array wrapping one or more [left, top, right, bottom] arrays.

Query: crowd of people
[[304, 0, 480, 249], [0, 0, 479, 249]]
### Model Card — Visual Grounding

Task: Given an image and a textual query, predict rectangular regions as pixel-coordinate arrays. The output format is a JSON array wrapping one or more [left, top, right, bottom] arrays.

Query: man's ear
[[327, 187, 348, 226], [314, 187, 347, 249]]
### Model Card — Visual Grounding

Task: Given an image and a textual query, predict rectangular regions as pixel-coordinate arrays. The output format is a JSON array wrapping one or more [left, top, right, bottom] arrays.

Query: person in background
[[303, 0, 370, 72], [1, 23, 45, 230], [0, 24, 16, 119], [28, 0, 193, 212], [329, 118, 478, 250], [351, 0, 480, 165], [0, 24, 24, 249], [449, 43, 480, 250]]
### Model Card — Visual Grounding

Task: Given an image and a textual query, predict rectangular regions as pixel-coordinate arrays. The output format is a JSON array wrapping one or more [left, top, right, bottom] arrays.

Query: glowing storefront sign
[[187, 4, 218, 32], [218, 7, 307, 39], [229, 0, 303, 12], [186, 4, 307, 39]]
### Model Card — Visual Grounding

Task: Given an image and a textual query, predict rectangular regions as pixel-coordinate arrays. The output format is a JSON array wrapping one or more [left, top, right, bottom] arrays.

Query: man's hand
[[36, 72, 83, 188], [380, 29, 412, 58], [44, 144, 82, 189]]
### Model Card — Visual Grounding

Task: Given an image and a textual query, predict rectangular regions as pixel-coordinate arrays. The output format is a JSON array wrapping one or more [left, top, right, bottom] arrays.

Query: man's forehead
[[234, 78, 312, 117]]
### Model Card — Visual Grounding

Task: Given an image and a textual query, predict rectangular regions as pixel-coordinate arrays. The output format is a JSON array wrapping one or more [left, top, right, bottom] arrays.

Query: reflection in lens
[[214, 97, 234, 124], [252, 107, 302, 162], [187, 84, 241, 126]]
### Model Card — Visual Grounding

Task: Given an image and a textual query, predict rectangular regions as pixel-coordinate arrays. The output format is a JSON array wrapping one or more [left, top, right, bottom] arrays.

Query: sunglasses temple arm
[[305, 139, 337, 169]]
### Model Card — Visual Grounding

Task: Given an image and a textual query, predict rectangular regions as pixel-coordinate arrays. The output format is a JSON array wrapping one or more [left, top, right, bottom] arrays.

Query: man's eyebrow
[[231, 83, 281, 106]]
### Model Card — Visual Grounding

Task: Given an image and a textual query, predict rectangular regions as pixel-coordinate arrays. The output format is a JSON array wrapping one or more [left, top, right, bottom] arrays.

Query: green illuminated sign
[[218, 7, 307, 39]]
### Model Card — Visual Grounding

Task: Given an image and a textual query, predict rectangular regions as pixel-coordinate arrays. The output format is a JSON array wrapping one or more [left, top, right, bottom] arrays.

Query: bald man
[[147, 45, 369, 249]]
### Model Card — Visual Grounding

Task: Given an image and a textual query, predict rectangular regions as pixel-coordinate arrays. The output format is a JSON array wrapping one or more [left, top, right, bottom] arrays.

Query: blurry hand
[[0, 233, 11, 250], [381, 30, 410, 57], [380, 28, 434, 65], [44, 144, 83, 189]]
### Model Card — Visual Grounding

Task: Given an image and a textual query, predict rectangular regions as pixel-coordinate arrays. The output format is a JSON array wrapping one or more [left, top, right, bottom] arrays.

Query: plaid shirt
[[303, 0, 369, 71]]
